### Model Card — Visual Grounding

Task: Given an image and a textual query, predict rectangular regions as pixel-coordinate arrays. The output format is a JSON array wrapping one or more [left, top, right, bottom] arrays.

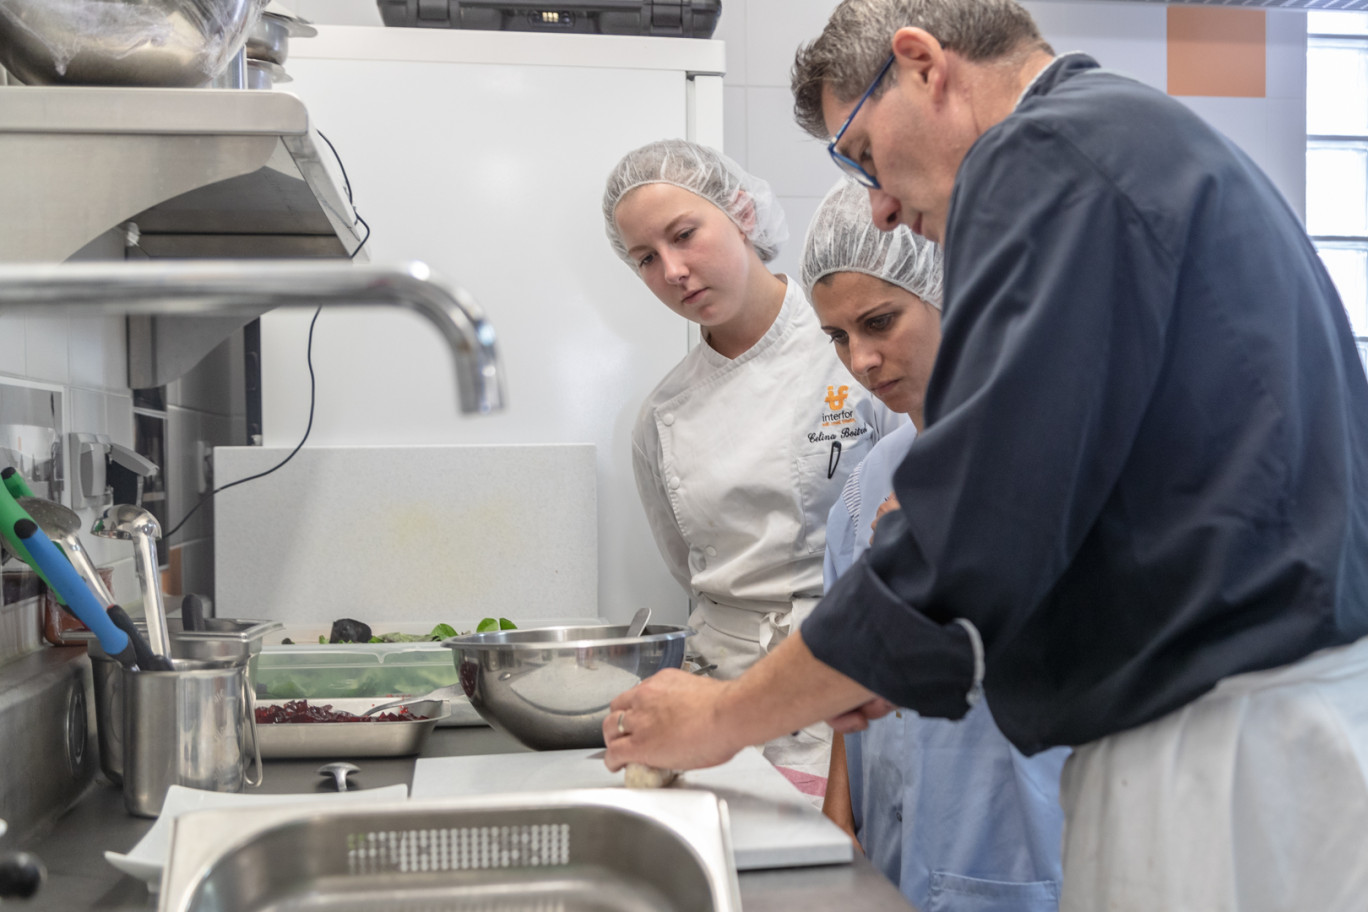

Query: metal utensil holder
[[120, 658, 263, 818], [90, 617, 280, 785]]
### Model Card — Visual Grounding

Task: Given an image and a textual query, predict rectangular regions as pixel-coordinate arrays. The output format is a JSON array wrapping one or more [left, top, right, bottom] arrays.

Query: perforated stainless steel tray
[[158, 789, 741, 912]]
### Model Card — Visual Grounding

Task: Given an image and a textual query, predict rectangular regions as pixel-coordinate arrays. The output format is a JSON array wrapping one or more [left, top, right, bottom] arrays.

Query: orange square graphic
[[1168, 7, 1266, 98]]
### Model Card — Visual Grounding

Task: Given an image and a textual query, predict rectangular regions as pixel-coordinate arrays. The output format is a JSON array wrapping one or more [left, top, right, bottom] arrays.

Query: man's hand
[[826, 697, 897, 734], [601, 633, 876, 776], [602, 669, 744, 773]]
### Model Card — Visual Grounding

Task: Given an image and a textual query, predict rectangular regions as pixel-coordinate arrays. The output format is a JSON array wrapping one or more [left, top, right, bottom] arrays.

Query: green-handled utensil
[[5, 467, 102, 604], [18, 495, 115, 606], [1, 466, 34, 500], [0, 475, 60, 599]]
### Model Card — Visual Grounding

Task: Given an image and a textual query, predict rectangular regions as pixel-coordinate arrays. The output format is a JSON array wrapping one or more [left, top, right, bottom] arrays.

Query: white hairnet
[[801, 178, 944, 309], [603, 139, 788, 265]]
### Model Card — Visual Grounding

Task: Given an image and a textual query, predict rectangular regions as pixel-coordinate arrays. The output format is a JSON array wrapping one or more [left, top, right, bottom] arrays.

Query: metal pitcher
[[120, 658, 262, 818]]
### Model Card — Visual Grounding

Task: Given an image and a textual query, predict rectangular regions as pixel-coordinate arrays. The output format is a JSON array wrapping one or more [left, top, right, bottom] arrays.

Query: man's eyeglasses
[[827, 53, 896, 189]]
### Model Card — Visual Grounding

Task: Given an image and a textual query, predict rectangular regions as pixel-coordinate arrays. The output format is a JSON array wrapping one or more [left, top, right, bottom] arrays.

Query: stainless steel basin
[[444, 624, 689, 751], [158, 789, 742, 912], [0, 0, 266, 87]]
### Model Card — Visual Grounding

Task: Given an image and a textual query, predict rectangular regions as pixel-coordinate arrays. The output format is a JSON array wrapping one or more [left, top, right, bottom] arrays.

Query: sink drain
[[65, 682, 86, 776]]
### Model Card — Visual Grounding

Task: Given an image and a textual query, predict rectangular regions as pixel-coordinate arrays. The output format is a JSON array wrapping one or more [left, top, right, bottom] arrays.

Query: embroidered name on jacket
[[809, 385, 871, 442]]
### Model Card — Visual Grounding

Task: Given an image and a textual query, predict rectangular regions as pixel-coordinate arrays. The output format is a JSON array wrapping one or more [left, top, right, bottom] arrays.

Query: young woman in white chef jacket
[[602, 139, 902, 797]]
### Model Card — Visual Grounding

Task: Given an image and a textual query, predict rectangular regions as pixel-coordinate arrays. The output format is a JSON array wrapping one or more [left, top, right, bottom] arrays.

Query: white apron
[[1059, 635, 1368, 912], [687, 594, 834, 790]]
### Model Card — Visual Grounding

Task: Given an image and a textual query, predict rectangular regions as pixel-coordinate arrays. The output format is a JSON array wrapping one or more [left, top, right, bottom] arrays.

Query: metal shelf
[[0, 85, 366, 386]]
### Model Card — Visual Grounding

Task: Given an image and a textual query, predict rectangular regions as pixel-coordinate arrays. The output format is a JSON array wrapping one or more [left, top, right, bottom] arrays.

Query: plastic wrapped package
[[0, 0, 269, 86]]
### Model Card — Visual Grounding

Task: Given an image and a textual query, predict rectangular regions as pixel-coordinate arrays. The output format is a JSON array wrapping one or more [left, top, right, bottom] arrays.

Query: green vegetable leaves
[[302, 618, 517, 645], [366, 623, 466, 643]]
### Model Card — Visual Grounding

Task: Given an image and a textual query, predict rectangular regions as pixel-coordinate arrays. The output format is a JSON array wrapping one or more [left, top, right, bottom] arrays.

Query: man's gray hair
[[792, 0, 1052, 140]]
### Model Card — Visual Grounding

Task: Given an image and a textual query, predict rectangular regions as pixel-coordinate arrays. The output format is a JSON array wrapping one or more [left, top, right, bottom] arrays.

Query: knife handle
[[107, 604, 173, 671]]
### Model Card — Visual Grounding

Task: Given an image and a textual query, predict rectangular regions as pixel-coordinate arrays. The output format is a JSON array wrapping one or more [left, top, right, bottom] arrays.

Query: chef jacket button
[[705, 546, 717, 557], [895, 810, 903, 822], [662, 413, 675, 426], [668, 477, 681, 490]]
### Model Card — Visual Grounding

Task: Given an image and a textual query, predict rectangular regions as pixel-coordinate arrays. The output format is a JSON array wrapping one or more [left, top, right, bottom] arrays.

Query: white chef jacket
[[632, 278, 904, 785]]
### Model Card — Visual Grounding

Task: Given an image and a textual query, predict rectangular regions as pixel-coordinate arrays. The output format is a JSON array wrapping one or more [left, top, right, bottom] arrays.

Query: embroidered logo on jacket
[[808, 384, 870, 444]]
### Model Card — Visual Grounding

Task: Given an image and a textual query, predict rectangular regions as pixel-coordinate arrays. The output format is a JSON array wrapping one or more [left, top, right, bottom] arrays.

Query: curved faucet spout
[[0, 260, 504, 414]]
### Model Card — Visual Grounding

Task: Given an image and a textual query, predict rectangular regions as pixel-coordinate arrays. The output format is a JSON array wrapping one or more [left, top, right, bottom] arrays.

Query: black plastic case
[[376, 0, 721, 38]]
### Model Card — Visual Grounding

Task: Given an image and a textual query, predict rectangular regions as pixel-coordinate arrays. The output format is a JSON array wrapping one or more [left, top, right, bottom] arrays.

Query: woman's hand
[[822, 730, 863, 852], [871, 493, 901, 537], [603, 669, 745, 773]]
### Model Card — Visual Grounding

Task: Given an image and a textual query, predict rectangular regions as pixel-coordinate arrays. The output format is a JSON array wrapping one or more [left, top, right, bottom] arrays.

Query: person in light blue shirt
[[803, 178, 1068, 912]]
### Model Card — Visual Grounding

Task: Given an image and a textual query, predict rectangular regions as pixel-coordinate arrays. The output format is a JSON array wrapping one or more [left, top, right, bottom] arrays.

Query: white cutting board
[[411, 747, 854, 870]]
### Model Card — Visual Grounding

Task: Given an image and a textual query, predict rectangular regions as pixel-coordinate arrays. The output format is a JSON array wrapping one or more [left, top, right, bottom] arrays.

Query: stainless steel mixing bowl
[[0, 0, 267, 87], [445, 623, 689, 751]]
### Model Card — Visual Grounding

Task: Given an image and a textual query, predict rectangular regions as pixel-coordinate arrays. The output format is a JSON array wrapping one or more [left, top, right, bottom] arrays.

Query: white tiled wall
[[0, 232, 142, 647], [0, 226, 246, 654]]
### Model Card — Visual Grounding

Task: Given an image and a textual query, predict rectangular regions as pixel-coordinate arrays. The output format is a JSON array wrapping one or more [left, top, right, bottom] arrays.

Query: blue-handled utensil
[[13, 519, 140, 670], [106, 604, 173, 672]]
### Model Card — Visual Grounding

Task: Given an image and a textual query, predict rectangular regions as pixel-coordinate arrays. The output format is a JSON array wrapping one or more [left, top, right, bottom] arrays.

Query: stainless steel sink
[[158, 789, 741, 912]]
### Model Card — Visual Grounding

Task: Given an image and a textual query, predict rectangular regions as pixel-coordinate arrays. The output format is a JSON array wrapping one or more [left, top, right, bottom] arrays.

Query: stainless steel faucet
[[0, 260, 504, 414], [91, 504, 170, 661]]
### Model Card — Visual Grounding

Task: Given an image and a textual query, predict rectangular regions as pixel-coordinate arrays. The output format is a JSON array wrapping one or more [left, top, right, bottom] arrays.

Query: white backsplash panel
[[213, 444, 597, 625]]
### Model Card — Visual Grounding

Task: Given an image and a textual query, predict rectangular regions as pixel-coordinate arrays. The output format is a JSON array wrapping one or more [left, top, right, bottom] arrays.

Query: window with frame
[[1307, 11, 1368, 372]]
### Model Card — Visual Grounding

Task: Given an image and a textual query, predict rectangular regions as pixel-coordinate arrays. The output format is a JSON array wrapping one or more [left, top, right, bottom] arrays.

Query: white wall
[[287, 0, 382, 26], [711, 0, 1306, 280], [269, 0, 1307, 628], [285, 0, 1308, 273], [263, 30, 722, 626]]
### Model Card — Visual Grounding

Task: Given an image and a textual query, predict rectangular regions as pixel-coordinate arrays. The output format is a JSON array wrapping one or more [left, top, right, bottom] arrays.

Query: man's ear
[[890, 26, 945, 95]]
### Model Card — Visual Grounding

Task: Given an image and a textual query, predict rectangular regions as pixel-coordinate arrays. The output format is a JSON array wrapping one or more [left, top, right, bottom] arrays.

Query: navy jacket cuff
[[804, 555, 977, 720]]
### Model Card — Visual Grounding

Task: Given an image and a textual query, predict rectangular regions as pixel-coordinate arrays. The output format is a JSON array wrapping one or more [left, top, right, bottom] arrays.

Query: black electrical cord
[[163, 305, 321, 542], [317, 129, 371, 259], [162, 130, 369, 543]]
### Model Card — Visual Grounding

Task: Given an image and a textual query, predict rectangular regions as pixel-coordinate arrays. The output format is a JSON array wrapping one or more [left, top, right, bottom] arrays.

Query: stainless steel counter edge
[[19, 727, 916, 911]]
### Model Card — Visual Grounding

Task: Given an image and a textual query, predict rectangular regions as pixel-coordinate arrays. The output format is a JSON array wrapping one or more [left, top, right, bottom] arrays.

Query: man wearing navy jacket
[[604, 2, 1368, 908]]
